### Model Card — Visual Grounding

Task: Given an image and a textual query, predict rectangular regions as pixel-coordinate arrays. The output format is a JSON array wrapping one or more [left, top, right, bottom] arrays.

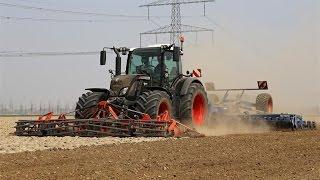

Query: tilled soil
[[0, 130, 320, 179], [0, 117, 165, 154]]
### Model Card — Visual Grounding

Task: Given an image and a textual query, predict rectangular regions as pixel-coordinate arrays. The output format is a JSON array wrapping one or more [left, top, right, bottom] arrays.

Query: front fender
[[145, 86, 172, 97], [85, 88, 110, 95]]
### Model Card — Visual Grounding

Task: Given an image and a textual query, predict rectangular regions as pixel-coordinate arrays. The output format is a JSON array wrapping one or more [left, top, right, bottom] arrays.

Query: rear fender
[[180, 78, 203, 96]]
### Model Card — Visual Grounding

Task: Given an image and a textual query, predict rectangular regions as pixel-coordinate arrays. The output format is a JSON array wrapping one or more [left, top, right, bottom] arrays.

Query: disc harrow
[[14, 101, 203, 138]]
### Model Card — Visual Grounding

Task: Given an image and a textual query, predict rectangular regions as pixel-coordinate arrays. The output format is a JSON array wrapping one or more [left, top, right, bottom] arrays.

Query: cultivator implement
[[14, 101, 202, 138], [15, 118, 173, 137], [241, 113, 317, 131]]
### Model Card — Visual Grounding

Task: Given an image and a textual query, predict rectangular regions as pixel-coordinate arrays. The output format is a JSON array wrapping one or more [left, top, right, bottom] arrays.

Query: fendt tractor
[[75, 43, 209, 126], [14, 40, 316, 137]]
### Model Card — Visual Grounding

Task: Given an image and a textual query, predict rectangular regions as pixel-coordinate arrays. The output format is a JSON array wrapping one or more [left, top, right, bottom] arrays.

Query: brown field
[[0, 116, 320, 179]]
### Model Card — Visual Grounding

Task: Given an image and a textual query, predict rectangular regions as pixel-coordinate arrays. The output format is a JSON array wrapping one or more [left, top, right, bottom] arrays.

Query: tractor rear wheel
[[75, 92, 108, 119], [256, 93, 273, 113], [180, 83, 208, 126], [135, 90, 172, 119]]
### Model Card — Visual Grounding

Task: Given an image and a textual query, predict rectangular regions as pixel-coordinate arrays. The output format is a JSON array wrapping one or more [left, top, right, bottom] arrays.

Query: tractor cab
[[126, 45, 182, 86], [100, 44, 182, 98]]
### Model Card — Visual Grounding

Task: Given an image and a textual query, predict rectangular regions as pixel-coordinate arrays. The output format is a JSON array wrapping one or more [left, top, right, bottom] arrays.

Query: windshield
[[127, 47, 180, 85], [127, 48, 161, 76]]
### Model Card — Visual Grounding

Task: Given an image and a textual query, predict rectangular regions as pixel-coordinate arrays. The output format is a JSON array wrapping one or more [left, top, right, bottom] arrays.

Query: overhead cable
[[0, 2, 150, 18], [0, 15, 146, 22], [0, 51, 107, 57]]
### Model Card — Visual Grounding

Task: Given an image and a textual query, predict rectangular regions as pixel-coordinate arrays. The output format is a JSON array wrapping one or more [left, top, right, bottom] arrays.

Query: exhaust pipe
[[112, 47, 121, 76]]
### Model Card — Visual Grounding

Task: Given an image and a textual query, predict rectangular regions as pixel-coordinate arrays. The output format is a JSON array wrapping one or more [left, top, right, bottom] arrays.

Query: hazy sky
[[0, 0, 319, 114]]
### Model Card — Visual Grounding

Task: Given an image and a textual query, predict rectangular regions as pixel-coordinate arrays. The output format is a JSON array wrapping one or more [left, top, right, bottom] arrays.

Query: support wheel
[[135, 90, 172, 118], [75, 92, 108, 119], [256, 93, 273, 113], [180, 83, 208, 126]]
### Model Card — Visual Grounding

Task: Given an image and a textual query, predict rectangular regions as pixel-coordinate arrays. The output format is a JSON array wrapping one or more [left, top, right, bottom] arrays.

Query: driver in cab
[[136, 56, 154, 75]]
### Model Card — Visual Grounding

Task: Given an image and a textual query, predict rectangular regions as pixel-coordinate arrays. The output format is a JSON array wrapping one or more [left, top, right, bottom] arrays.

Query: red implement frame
[[16, 101, 202, 137]]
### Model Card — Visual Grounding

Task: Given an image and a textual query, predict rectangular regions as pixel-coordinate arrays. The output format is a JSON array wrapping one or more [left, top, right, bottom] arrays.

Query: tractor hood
[[110, 75, 137, 96]]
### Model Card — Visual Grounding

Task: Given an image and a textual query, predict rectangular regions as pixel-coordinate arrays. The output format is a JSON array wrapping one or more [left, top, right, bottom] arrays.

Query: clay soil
[[1, 130, 320, 180]]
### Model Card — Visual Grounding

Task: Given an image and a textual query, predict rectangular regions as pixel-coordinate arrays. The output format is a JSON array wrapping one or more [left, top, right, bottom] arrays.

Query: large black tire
[[75, 92, 108, 119], [256, 93, 273, 113], [135, 90, 172, 119], [179, 83, 208, 126]]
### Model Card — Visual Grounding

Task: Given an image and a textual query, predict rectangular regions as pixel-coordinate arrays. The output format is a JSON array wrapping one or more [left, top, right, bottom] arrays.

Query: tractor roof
[[130, 44, 174, 52]]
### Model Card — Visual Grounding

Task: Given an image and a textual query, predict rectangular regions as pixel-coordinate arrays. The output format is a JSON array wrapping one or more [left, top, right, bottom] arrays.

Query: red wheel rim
[[192, 94, 206, 125], [159, 101, 169, 115]]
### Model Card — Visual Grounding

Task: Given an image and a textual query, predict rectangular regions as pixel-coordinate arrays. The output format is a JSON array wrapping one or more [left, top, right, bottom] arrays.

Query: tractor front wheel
[[135, 90, 172, 119], [75, 92, 108, 119]]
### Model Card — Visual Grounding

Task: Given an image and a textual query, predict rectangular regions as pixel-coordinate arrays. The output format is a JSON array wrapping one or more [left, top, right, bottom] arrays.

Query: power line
[[140, 0, 215, 7], [0, 15, 201, 23], [149, 18, 161, 27], [0, 50, 24, 53], [0, 2, 151, 18], [0, 51, 109, 58], [203, 16, 264, 59], [0, 15, 146, 23], [203, 16, 228, 33], [8, 0, 43, 3]]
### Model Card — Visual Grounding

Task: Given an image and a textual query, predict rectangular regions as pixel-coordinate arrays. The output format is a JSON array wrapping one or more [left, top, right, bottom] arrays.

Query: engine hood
[[110, 75, 137, 96]]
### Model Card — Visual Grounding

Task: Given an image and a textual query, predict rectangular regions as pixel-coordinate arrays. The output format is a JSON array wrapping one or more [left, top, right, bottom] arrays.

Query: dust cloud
[[197, 95, 271, 136], [182, 30, 319, 135], [182, 26, 319, 115], [196, 115, 270, 136], [183, 38, 315, 136]]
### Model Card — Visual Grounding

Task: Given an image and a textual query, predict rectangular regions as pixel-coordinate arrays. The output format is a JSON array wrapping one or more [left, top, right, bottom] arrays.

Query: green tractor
[[75, 44, 208, 126]]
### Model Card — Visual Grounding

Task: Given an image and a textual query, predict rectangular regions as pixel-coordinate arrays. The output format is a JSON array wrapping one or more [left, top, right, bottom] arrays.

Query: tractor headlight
[[119, 87, 128, 96], [138, 76, 151, 81]]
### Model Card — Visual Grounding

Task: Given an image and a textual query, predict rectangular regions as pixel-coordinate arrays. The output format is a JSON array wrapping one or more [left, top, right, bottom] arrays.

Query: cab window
[[127, 48, 160, 75], [164, 51, 179, 81]]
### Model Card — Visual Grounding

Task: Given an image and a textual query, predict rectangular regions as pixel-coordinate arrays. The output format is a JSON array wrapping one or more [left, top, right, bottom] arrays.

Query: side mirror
[[173, 47, 180, 61], [100, 50, 106, 65]]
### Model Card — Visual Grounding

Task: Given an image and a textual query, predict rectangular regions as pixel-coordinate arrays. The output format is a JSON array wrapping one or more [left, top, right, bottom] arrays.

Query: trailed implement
[[241, 113, 317, 131]]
